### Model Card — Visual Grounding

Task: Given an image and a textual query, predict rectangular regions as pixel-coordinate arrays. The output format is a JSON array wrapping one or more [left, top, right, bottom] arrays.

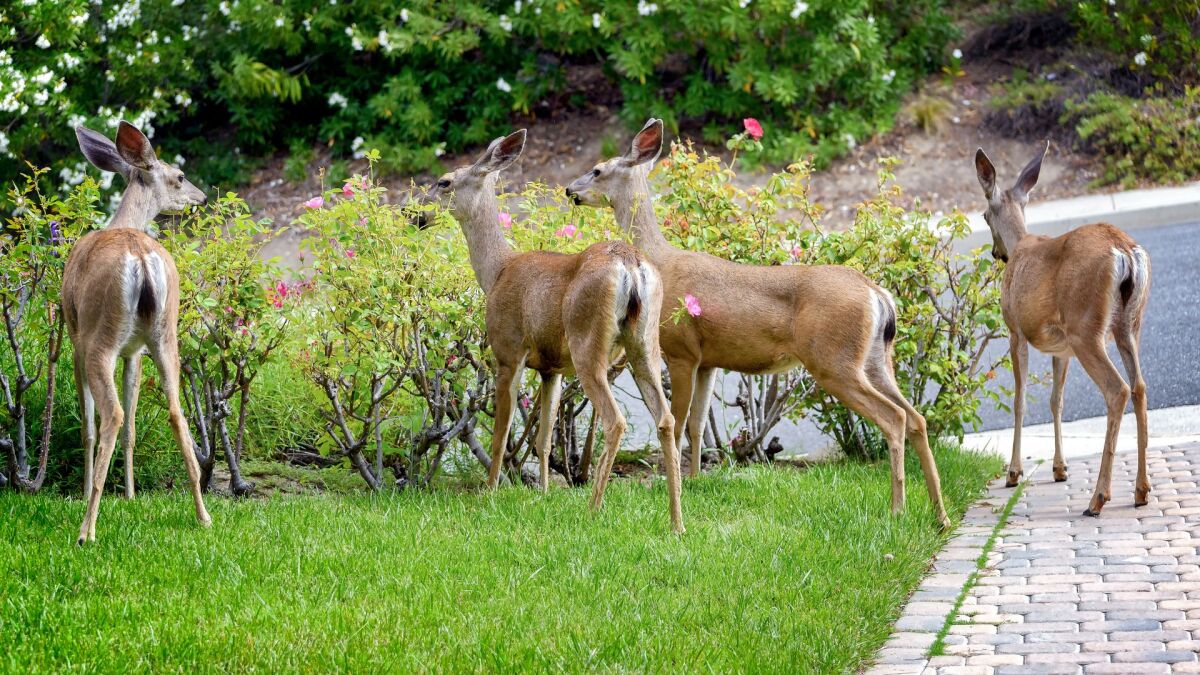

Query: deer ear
[[1012, 140, 1048, 203], [115, 121, 157, 170], [624, 118, 663, 167], [76, 126, 130, 175], [975, 148, 997, 202], [474, 129, 527, 174]]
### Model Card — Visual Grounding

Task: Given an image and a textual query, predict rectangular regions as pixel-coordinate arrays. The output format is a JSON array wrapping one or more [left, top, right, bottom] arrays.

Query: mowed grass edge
[[1, 445, 1000, 673]]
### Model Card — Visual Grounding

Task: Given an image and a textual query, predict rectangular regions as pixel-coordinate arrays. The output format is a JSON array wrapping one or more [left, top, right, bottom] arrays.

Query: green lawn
[[1, 447, 999, 673]]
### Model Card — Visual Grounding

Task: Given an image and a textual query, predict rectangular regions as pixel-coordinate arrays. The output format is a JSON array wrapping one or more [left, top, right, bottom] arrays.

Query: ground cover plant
[[0, 446, 1000, 673]]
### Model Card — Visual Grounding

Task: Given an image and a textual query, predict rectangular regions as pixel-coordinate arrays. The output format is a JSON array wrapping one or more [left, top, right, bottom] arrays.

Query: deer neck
[[612, 175, 670, 259], [995, 207, 1031, 255], [457, 177, 515, 294], [108, 173, 160, 231]]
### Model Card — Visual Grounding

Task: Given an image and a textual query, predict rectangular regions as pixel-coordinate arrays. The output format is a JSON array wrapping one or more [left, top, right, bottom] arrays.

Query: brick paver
[[865, 443, 1200, 675]]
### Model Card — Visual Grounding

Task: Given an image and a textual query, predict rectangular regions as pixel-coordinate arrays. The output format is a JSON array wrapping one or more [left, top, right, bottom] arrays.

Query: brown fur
[[568, 119, 950, 528], [66, 122, 210, 544], [976, 143, 1151, 515], [420, 130, 684, 533]]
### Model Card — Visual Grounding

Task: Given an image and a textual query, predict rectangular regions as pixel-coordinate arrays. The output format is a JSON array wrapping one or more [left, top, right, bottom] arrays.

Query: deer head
[[76, 121, 206, 228], [418, 129, 526, 225], [975, 141, 1048, 262], [565, 118, 663, 208]]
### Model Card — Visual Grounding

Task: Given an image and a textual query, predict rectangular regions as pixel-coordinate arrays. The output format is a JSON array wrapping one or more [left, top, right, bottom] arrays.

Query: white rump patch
[[143, 251, 168, 314]]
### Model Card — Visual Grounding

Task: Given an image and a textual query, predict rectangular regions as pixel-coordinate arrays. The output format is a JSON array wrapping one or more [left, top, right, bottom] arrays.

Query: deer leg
[[867, 361, 951, 530], [1007, 335, 1029, 487], [74, 350, 96, 497], [665, 358, 696, 474], [532, 373, 563, 492], [627, 348, 684, 534], [79, 354, 121, 545], [149, 341, 211, 528], [818, 373, 909, 517], [488, 364, 522, 489], [686, 367, 718, 478], [575, 359, 627, 513], [120, 354, 142, 499], [1115, 331, 1150, 506], [1050, 356, 1070, 482], [1072, 337, 1130, 517]]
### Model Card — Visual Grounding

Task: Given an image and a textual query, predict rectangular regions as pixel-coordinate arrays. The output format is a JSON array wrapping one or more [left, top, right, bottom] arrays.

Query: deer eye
[[437, 178, 451, 188], [592, 168, 601, 178], [177, 173, 185, 184]]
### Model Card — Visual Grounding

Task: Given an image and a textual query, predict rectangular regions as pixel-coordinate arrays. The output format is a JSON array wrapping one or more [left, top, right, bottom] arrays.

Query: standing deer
[[975, 143, 1151, 515], [66, 121, 210, 543], [419, 130, 684, 533], [567, 119, 950, 529]]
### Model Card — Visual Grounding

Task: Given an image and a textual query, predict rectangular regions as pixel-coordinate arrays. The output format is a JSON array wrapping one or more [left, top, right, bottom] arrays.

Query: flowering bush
[[161, 193, 295, 495], [1, 0, 957, 199]]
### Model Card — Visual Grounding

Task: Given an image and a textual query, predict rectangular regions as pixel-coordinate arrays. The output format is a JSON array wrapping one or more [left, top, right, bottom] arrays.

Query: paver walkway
[[867, 442, 1200, 674]]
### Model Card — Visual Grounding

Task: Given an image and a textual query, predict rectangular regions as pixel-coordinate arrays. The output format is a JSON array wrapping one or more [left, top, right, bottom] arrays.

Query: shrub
[[1072, 0, 1200, 87], [161, 193, 295, 495], [296, 165, 494, 490], [1066, 87, 1200, 187], [1, 0, 958, 199], [0, 170, 99, 491]]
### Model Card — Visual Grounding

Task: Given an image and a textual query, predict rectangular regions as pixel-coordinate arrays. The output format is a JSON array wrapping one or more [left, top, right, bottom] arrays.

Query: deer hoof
[[938, 515, 953, 532], [1134, 486, 1151, 507], [1053, 465, 1068, 482], [1083, 493, 1109, 517], [1005, 469, 1022, 488]]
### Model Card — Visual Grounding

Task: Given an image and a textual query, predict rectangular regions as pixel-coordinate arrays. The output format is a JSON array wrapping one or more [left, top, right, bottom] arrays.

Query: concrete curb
[[961, 405, 1200, 462], [958, 181, 1200, 251]]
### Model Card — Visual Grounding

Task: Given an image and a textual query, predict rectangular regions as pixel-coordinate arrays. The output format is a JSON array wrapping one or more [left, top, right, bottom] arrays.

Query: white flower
[[514, 1, 522, 14], [218, 1, 230, 16], [952, 48, 962, 59], [867, 15, 875, 24], [1134, 51, 1147, 66], [174, 91, 192, 107], [499, 14, 512, 32], [434, 142, 446, 157], [0, 132, 8, 154], [1140, 34, 1152, 46], [738, 0, 751, 8], [275, 16, 285, 27], [496, 77, 512, 93], [173, 155, 185, 166], [592, 13, 601, 29], [33, 90, 49, 106], [790, 1, 808, 19], [172, 0, 185, 6], [328, 92, 349, 109], [351, 136, 365, 159], [302, 18, 311, 31], [68, 114, 86, 129], [843, 133, 856, 149], [36, 34, 51, 49], [400, 8, 409, 22], [71, 12, 89, 25], [1107, 0, 1115, 5], [881, 69, 895, 84], [351, 36, 363, 51], [378, 30, 393, 52], [637, 1, 658, 15]]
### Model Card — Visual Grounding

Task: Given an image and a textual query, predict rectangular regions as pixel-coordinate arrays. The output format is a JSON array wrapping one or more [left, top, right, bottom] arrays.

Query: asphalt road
[[976, 219, 1200, 430]]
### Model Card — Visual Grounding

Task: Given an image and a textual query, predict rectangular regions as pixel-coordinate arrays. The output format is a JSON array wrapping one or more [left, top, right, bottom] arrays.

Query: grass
[[1, 446, 999, 673]]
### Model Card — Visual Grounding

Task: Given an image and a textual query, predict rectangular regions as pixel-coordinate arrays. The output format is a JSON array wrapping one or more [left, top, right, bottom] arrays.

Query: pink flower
[[743, 118, 764, 140], [303, 196, 324, 209], [358, 216, 368, 226], [345, 249, 356, 258], [790, 244, 803, 258], [520, 394, 531, 410], [498, 212, 512, 229], [276, 281, 289, 299], [684, 293, 702, 317], [342, 182, 356, 198], [555, 223, 579, 238]]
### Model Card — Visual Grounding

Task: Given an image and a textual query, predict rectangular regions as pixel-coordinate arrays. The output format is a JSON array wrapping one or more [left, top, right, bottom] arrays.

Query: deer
[[567, 119, 951, 529], [417, 129, 684, 533], [66, 121, 211, 544], [975, 143, 1151, 516]]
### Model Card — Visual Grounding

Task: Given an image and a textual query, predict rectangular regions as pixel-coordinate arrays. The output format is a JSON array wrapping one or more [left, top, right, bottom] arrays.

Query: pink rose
[[743, 118, 763, 140], [555, 223, 579, 238], [345, 249, 355, 258], [498, 212, 512, 229], [303, 196, 324, 209], [684, 294, 702, 317]]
